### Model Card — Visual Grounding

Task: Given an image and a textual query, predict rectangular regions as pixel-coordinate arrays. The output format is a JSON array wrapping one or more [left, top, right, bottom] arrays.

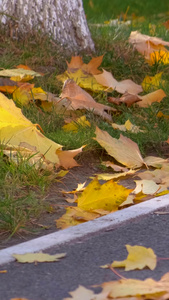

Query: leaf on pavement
[[110, 245, 157, 271], [13, 252, 66, 263], [77, 177, 133, 211], [60, 79, 115, 122], [64, 285, 95, 300], [99, 273, 169, 298], [144, 156, 169, 168], [94, 69, 143, 94], [133, 179, 165, 195], [94, 126, 145, 169]]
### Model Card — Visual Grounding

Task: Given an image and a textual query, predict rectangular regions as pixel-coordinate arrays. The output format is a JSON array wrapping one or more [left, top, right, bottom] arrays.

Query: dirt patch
[[0, 146, 169, 250]]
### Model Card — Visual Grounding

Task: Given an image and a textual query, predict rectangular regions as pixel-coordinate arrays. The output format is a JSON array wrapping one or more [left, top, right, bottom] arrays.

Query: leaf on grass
[[112, 119, 144, 133], [0, 92, 80, 169], [13, 83, 34, 106], [108, 92, 142, 107], [60, 79, 115, 122], [63, 116, 91, 132], [94, 126, 145, 169], [67, 55, 104, 75], [0, 78, 18, 93], [94, 69, 143, 94], [142, 72, 164, 92], [13, 252, 66, 263], [77, 177, 132, 211], [0, 68, 41, 79], [150, 50, 169, 65], [137, 89, 166, 107], [110, 245, 157, 271], [64, 285, 95, 300], [129, 31, 169, 63], [57, 56, 105, 92]]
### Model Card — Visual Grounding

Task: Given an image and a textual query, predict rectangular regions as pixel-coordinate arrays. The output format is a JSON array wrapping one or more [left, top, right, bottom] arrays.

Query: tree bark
[[0, 0, 95, 53]]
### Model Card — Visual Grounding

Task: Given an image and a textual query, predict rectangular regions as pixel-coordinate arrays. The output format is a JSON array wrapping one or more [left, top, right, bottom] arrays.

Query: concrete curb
[[0, 194, 169, 265]]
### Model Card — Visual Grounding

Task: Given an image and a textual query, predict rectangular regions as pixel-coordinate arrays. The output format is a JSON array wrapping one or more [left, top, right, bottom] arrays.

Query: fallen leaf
[[110, 245, 157, 271], [129, 31, 169, 63], [0, 92, 80, 168], [0, 68, 41, 78], [63, 116, 91, 132], [0, 77, 18, 93], [93, 170, 135, 181], [108, 92, 142, 107], [56, 146, 84, 169], [64, 285, 95, 300], [133, 179, 164, 195], [0, 270, 7, 273], [13, 252, 66, 263], [99, 274, 169, 298], [101, 161, 129, 172], [142, 72, 164, 92], [60, 79, 115, 121], [67, 55, 103, 75], [144, 156, 169, 168], [94, 127, 145, 169], [94, 69, 143, 94], [150, 50, 169, 65], [137, 89, 166, 107], [56, 206, 100, 229], [77, 177, 133, 211], [112, 119, 144, 133]]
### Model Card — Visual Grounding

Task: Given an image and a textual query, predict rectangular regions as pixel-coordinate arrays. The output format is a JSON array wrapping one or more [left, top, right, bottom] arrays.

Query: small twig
[[157, 257, 169, 261], [109, 265, 127, 280]]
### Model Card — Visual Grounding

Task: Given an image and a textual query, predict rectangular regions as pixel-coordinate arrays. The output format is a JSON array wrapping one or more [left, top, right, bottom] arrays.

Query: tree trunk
[[0, 0, 95, 53]]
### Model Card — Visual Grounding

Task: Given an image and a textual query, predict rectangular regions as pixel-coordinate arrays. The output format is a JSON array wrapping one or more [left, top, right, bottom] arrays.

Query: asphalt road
[[1, 209, 169, 300]]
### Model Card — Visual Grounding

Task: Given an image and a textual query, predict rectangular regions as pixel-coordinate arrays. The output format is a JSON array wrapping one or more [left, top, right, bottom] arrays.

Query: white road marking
[[0, 194, 169, 265]]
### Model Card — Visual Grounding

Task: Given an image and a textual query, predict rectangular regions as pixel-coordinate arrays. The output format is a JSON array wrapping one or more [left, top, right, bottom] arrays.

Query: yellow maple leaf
[[0, 92, 81, 169], [63, 116, 91, 133], [111, 245, 157, 271], [77, 177, 132, 211], [100, 274, 169, 298], [142, 72, 164, 92], [56, 206, 100, 229], [13, 252, 66, 263]]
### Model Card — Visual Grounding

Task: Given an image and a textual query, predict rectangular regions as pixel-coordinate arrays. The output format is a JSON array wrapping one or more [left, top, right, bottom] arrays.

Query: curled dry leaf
[[94, 69, 143, 94], [94, 126, 145, 169], [108, 92, 142, 107], [129, 31, 169, 63], [60, 79, 115, 122]]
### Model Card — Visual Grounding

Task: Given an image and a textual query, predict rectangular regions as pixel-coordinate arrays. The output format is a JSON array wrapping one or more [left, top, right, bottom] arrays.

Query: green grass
[[0, 1, 169, 235]]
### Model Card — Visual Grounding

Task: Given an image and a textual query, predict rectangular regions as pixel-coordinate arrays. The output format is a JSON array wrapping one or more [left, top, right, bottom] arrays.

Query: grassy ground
[[0, 0, 169, 236]]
